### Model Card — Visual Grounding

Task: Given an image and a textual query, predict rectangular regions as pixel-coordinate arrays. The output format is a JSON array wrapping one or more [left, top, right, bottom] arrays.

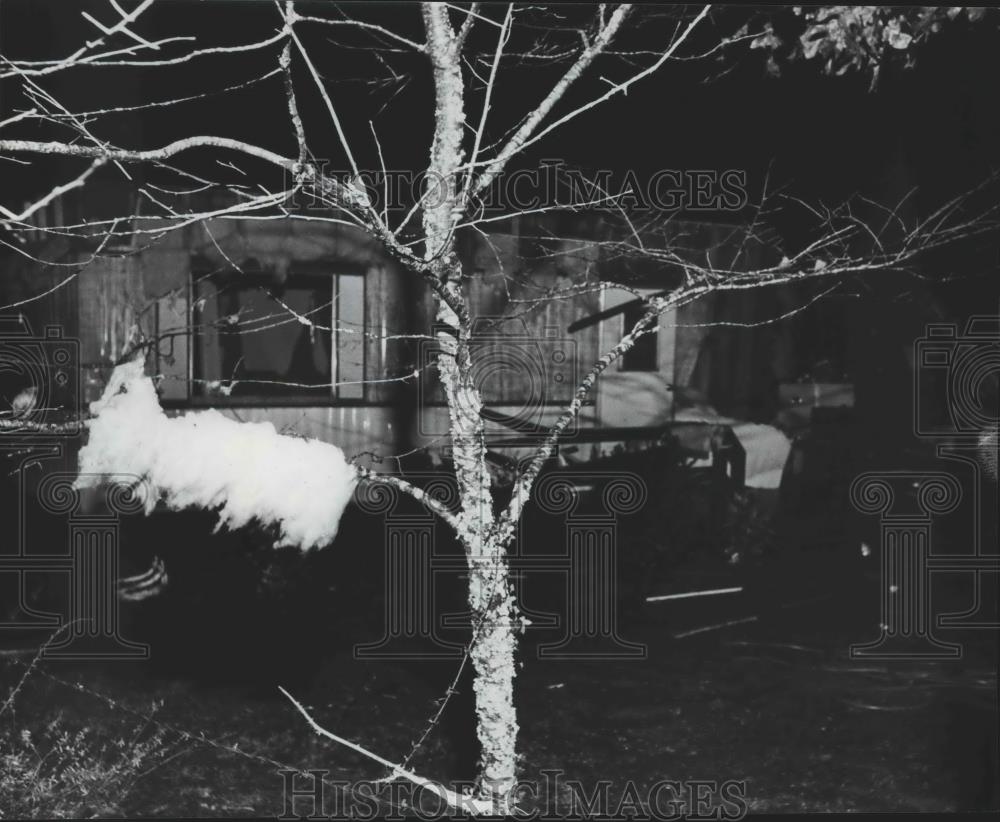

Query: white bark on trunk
[[421, 4, 518, 804]]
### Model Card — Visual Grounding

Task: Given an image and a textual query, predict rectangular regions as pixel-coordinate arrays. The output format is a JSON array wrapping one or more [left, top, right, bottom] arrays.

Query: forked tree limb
[[278, 686, 500, 815]]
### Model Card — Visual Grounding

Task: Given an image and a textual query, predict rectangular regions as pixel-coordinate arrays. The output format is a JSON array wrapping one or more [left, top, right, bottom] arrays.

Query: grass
[[1, 685, 184, 819], [1, 484, 995, 817], [1, 581, 995, 817]]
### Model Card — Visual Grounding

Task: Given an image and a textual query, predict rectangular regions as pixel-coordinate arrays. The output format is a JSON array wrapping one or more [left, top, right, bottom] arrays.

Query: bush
[[1, 708, 180, 819]]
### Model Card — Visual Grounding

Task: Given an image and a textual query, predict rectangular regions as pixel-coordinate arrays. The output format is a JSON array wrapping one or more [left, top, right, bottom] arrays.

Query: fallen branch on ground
[[278, 686, 501, 815]]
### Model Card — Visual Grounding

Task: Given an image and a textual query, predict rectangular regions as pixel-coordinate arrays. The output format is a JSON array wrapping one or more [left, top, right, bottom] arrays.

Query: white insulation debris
[[77, 360, 358, 550]]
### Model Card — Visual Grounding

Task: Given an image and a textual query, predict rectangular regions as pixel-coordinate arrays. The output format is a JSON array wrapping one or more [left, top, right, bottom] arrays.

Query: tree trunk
[[421, 4, 518, 803]]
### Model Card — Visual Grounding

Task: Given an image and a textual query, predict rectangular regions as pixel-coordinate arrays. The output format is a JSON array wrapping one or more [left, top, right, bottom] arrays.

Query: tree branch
[[470, 3, 634, 197], [0, 136, 294, 169], [278, 686, 497, 815], [354, 467, 463, 534], [470, 5, 714, 197], [293, 12, 426, 53], [283, 2, 361, 179], [278, 38, 308, 164], [455, 2, 481, 49], [461, 4, 513, 208]]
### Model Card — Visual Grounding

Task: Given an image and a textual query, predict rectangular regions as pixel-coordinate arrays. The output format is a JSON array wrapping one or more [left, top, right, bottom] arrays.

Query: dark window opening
[[620, 301, 658, 372]]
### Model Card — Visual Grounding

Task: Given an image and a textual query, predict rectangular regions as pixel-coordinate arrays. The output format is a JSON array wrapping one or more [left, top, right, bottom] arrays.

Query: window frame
[[156, 259, 372, 408]]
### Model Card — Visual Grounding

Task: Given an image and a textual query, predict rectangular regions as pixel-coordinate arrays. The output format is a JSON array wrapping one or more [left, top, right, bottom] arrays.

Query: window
[[156, 264, 365, 403], [620, 300, 658, 372]]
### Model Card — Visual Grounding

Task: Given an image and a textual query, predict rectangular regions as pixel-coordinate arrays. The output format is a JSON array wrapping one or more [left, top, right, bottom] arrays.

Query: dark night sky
[[2, 2, 999, 234]]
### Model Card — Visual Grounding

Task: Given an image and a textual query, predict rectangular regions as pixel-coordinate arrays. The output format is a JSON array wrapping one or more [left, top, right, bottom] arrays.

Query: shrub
[[1, 708, 180, 819]]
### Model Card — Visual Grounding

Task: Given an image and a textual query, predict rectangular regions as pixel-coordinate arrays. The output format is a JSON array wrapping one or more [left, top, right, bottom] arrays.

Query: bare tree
[[1, 2, 996, 812]]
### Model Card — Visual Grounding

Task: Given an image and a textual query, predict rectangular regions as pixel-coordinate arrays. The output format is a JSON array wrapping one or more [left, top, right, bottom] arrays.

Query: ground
[[2, 540, 996, 817]]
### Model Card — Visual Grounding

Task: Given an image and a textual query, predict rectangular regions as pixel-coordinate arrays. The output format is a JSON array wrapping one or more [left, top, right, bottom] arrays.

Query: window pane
[[155, 292, 189, 401], [335, 274, 365, 400], [193, 272, 333, 400], [195, 277, 222, 385]]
